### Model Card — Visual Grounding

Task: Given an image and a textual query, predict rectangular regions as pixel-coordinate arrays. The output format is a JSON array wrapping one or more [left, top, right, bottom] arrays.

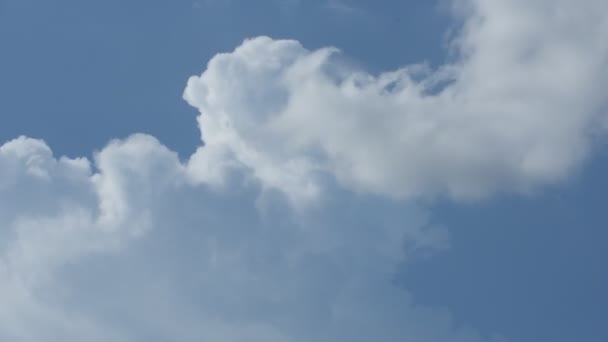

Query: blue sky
[[0, 0, 447, 157], [1, 1, 607, 342]]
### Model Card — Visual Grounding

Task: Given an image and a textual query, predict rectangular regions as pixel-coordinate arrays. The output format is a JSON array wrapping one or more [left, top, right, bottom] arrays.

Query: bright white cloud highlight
[[185, 0, 608, 201]]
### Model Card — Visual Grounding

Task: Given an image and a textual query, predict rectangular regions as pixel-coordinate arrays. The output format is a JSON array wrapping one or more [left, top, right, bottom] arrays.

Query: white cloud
[[0, 135, 466, 342], [1, 0, 607, 341], [185, 0, 608, 202]]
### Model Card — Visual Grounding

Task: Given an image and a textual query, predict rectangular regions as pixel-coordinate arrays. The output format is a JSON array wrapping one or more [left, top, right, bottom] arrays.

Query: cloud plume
[[2, 0, 608, 341], [185, 0, 608, 202]]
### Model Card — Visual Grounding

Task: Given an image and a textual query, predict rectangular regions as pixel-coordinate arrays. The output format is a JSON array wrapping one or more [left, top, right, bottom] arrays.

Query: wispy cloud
[[324, 0, 364, 15]]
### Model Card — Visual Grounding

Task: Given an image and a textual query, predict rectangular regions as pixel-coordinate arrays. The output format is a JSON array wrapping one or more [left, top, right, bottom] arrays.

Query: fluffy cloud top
[[185, 0, 608, 202], [1, 0, 607, 341]]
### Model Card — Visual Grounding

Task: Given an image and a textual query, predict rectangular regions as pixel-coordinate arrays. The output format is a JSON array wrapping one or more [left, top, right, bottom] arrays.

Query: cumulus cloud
[[1, 0, 608, 341], [185, 0, 608, 202], [0, 135, 460, 342]]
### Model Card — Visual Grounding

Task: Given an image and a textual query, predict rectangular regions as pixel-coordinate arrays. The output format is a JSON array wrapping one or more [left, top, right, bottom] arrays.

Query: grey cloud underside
[[1, 0, 608, 341]]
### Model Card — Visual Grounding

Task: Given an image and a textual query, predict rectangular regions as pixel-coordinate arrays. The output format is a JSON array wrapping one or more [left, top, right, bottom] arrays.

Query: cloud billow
[[1, 0, 607, 341], [185, 0, 608, 202]]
